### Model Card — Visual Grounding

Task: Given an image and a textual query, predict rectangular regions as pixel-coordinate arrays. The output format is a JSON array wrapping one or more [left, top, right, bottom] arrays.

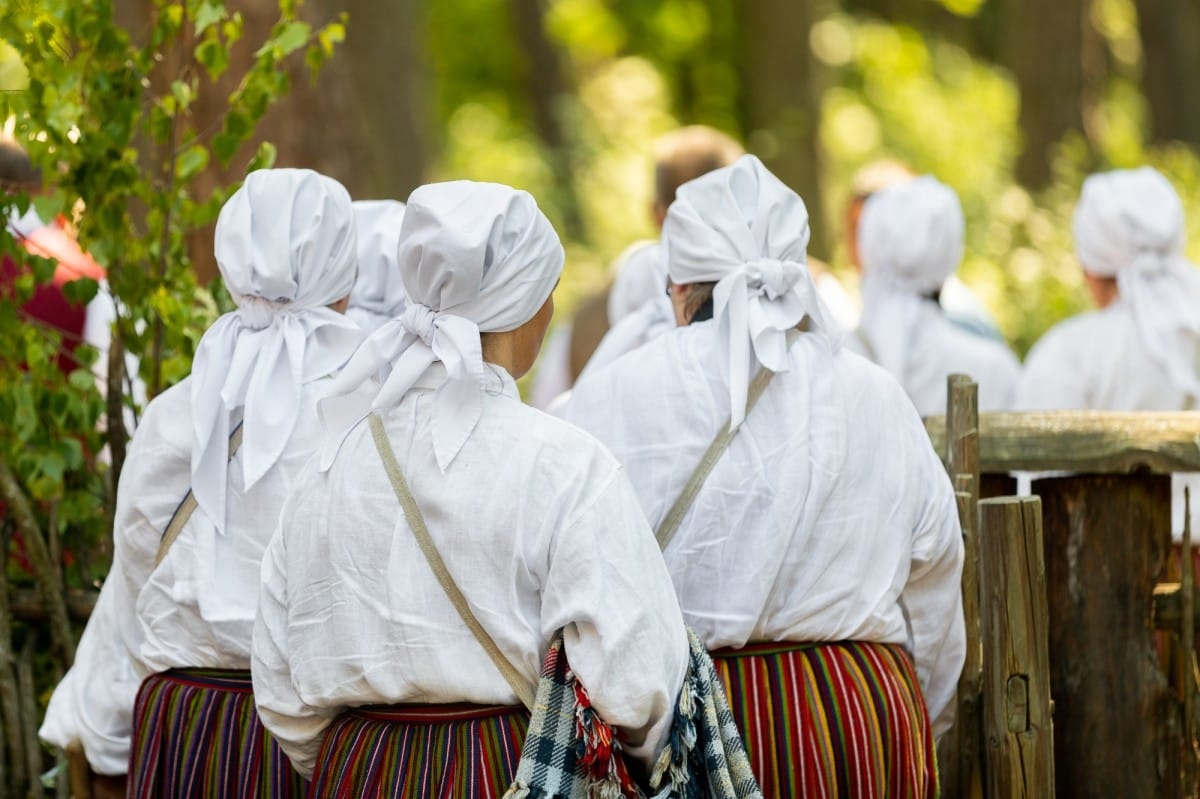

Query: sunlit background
[[5, 0, 1200, 358]]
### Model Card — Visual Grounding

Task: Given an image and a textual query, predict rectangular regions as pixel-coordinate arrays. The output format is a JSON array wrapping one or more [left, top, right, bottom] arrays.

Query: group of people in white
[[27, 120, 1200, 799]]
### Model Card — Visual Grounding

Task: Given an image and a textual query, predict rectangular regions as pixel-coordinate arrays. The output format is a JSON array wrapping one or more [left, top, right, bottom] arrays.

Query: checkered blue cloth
[[504, 629, 762, 799]]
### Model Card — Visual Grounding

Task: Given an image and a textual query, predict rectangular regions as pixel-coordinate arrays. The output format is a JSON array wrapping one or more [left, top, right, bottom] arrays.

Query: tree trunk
[[735, 0, 830, 259], [187, 0, 432, 282], [1135, 0, 1200, 148], [510, 0, 582, 238], [1003, 0, 1089, 188]]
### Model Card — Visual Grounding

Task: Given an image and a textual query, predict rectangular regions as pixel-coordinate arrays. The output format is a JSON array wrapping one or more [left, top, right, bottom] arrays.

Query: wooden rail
[[925, 411, 1200, 474]]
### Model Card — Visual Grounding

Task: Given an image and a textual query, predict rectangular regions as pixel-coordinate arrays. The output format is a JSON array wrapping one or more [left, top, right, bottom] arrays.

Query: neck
[[480, 332, 518, 376]]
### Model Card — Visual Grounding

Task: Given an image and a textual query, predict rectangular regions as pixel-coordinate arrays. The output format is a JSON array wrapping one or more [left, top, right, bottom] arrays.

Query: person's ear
[[670, 282, 690, 326], [329, 296, 350, 314]]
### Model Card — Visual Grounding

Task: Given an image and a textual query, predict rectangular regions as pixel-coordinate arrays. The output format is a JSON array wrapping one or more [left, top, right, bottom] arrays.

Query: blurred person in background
[[563, 155, 962, 797], [844, 158, 1002, 341], [530, 124, 744, 408], [849, 175, 1020, 415], [346, 199, 407, 334], [1017, 166, 1200, 543], [0, 137, 138, 407]]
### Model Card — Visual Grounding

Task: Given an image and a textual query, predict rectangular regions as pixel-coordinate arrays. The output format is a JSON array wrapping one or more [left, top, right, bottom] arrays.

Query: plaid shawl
[[504, 629, 762, 799]]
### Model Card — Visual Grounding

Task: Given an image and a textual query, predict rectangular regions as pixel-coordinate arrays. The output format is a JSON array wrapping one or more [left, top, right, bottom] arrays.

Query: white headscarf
[[189, 168, 362, 532], [327, 180, 564, 471], [663, 154, 837, 427], [607, 240, 665, 324], [346, 200, 407, 333], [857, 175, 964, 379], [1073, 167, 1200, 398]]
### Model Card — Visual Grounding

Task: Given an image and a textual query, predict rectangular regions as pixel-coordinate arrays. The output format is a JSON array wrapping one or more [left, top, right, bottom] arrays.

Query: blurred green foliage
[[426, 0, 1200, 358]]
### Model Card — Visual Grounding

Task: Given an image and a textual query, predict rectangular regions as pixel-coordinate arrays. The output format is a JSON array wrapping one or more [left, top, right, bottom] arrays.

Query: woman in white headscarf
[[1018, 167, 1200, 540], [251, 180, 689, 796], [345, 199, 407, 333], [563, 155, 963, 797], [39, 168, 363, 799], [853, 175, 1020, 415]]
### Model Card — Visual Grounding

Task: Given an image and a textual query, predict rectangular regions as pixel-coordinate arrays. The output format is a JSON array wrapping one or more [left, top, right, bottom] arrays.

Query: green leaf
[[258, 21, 310, 58], [247, 140, 276, 172], [211, 132, 239, 164], [317, 22, 345, 56], [223, 13, 244, 45], [0, 39, 30, 92], [68, 369, 95, 392], [193, 0, 225, 36], [170, 79, 194, 111], [62, 277, 99, 306], [174, 144, 209, 180], [194, 36, 229, 80], [33, 195, 64, 223]]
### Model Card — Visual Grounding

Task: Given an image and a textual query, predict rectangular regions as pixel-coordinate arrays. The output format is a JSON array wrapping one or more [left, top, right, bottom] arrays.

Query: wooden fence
[[929, 376, 1200, 799]]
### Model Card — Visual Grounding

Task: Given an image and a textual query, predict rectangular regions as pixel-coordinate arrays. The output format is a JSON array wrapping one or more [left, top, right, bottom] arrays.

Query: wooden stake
[[1184, 486, 1196, 797], [980, 496, 1054, 797], [944, 374, 982, 798]]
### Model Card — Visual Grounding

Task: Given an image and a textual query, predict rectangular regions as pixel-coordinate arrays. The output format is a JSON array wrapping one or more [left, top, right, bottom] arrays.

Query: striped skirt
[[711, 640, 938, 799], [308, 702, 528, 799], [128, 669, 306, 799]]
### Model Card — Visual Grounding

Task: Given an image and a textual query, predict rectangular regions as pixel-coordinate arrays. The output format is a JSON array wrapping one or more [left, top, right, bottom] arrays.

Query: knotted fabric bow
[[662, 154, 837, 427], [325, 180, 564, 471]]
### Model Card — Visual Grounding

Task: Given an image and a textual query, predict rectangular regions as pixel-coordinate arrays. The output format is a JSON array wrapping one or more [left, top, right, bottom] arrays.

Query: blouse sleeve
[[538, 464, 690, 767]]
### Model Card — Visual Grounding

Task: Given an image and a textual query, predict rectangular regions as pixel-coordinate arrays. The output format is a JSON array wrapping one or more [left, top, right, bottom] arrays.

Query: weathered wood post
[[938, 374, 982, 799], [1035, 473, 1178, 799], [979, 496, 1054, 797]]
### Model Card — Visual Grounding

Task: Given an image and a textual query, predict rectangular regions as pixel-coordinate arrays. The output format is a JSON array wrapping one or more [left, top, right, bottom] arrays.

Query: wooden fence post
[[1035, 473, 1179, 799], [938, 374, 983, 798], [979, 496, 1054, 797]]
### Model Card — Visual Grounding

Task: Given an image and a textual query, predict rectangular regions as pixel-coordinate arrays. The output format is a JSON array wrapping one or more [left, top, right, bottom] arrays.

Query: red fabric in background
[[1, 218, 104, 374]]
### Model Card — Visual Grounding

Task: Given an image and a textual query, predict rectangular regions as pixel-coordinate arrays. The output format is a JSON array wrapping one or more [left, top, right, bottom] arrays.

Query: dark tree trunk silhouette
[[1003, 0, 1089, 188], [735, 0, 831, 259], [1136, 0, 1200, 148]]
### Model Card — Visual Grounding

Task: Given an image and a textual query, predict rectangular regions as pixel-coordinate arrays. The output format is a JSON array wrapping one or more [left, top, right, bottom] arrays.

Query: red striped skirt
[[711, 640, 938, 799], [308, 702, 528, 799], [128, 669, 306, 799]]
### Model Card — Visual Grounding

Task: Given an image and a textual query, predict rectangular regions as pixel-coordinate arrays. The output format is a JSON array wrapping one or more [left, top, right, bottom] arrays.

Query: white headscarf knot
[[401, 302, 438, 345], [189, 168, 363, 533], [234, 295, 290, 330], [745, 257, 802, 299], [1073, 167, 1200, 398], [663, 154, 839, 427], [325, 180, 564, 472]]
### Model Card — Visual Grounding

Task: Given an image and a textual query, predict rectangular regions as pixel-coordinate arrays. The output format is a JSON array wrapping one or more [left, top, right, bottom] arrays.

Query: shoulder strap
[[367, 414, 535, 710], [154, 423, 244, 567], [655, 365, 775, 551]]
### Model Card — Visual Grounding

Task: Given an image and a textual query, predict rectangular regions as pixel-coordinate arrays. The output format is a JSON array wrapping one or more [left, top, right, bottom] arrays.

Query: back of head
[[1073, 166, 1185, 278], [662, 154, 836, 425], [397, 181, 563, 328], [1071, 166, 1200, 400], [193, 168, 363, 531], [0, 138, 42, 194], [664, 153, 811, 282], [215, 168, 358, 318], [329, 179, 564, 472], [348, 199, 408, 329], [653, 126, 745, 216], [857, 176, 964, 295]]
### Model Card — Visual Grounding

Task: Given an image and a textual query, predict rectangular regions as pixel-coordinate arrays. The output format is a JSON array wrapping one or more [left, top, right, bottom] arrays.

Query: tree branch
[[0, 460, 76, 667]]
